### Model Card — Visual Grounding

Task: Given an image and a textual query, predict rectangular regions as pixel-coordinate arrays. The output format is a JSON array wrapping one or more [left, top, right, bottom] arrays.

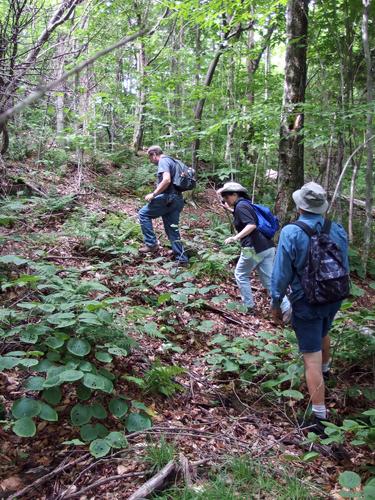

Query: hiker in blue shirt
[[138, 145, 188, 265], [217, 182, 291, 318], [271, 182, 349, 435]]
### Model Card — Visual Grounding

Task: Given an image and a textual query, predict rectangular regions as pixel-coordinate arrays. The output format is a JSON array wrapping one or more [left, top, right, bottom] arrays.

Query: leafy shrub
[[127, 362, 186, 397], [64, 210, 141, 256], [40, 148, 69, 168], [206, 330, 305, 400], [0, 257, 151, 457]]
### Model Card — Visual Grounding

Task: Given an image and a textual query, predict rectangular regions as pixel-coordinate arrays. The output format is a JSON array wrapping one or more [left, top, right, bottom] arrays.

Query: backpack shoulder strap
[[235, 199, 258, 222], [291, 221, 316, 237], [321, 219, 332, 234]]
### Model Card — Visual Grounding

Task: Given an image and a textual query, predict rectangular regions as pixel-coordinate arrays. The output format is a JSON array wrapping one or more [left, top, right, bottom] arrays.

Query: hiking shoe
[[139, 244, 160, 254], [299, 415, 328, 438]]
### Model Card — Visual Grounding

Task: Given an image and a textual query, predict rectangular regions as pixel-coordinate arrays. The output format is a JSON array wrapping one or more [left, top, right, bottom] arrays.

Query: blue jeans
[[138, 193, 188, 263], [234, 247, 290, 312]]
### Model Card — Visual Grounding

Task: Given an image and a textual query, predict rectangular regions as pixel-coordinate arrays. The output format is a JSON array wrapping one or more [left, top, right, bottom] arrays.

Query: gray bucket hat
[[217, 182, 248, 196], [292, 182, 329, 214]]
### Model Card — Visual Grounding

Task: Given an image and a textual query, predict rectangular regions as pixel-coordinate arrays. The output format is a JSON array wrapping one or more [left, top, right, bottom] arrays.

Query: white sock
[[312, 404, 327, 420], [322, 361, 331, 373]]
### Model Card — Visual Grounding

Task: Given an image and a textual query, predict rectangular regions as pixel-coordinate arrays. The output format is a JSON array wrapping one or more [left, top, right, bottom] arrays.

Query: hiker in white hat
[[217, 182, 291, 318], [271, 181, 349, 435]]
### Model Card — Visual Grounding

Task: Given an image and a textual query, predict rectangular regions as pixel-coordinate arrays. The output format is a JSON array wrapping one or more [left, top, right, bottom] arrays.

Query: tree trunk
[[361, 0, 374, 272], [276, 0, 309, 224]]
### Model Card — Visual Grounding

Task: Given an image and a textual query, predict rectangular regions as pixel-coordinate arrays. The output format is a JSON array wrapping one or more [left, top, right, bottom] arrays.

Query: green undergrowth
[[153, 455, 321, 499]]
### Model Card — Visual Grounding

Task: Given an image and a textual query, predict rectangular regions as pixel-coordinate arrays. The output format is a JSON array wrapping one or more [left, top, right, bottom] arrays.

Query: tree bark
[[276, 0, 309, 224], [361, 0, 374, 272]]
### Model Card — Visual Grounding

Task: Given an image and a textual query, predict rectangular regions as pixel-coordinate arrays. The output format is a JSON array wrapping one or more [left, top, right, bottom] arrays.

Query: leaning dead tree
[[0, 0, 84, 154]]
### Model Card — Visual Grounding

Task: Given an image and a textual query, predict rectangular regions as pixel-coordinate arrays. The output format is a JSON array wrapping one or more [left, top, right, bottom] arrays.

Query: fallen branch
[[61, 471, 146, 499], [10, 454, 90, 499], [200, 303, 247, 326], [179, 453, 193, 487], [128, 460, 176, 500]]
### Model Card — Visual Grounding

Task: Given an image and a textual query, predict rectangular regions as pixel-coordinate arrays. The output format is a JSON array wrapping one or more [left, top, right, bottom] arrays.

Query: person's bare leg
[[322, 335, 330, 365], [303, 351, 325, 406]]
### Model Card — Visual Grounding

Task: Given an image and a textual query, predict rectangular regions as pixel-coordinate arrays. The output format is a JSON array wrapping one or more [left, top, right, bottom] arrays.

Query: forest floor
[[0, 159, 374, 499]]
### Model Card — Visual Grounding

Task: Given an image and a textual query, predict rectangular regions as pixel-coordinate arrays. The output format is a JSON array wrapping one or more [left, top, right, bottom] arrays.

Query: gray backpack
[[167, 157, 196, 192]]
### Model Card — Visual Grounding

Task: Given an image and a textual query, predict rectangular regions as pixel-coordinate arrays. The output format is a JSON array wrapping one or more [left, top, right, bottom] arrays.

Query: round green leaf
[[94, 423, 109, 438], [42, 387, 62, 405], [79, 361, 93, 372], [45, 336, 64, 349], [24, 376, 45, 391], [67, 339, 91, 357], [18, 359, 39, 368], [339, 471, 361, 490], [95, 351, 113, 363], [89, 439, 111, 458], [80, 424, 99, 442], [59, 370, 84, 383], [105, 431, 128, 449], [83, 373, 113, 394], [77, 384, 92, 401], [125, 413, 152, 432], [13, 417, 36, 437], [109, 398, 129, 418], [70, 404, 91, 426], [107, 346, 128, 357], [90, 403, 107, 419], [39, 402, 58, 422], [43, 376, 63, 388], [12, 398, 41, 418]]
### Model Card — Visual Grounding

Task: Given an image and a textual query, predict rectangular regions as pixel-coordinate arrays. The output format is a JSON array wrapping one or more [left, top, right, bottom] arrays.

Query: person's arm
[[225, 223, 256, 244], [145, 171, 171, 201], [271, 228, 295, 319]]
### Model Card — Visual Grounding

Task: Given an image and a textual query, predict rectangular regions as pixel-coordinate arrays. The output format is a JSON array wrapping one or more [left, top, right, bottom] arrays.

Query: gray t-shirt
[[157, 156, 176, 194]]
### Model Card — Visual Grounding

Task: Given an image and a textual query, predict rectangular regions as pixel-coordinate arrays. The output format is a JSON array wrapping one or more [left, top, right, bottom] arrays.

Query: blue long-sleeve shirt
[[271, 213, 349, 306]]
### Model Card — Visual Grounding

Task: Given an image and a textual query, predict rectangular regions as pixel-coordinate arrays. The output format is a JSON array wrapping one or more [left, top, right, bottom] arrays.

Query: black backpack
[[166, 157, 196, 192], [292, 219, 350, 305]]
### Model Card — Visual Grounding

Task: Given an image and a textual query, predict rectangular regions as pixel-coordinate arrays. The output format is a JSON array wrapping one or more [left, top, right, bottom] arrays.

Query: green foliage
[[142, 436, 176, 472], [127, 362, 186, 397], [63, 210, 141, 256], [338, 472, 375, 500], [206, 330, 304, 399], [0, 257, 151, 457], [314, 409, 375, 450], [154, 455, 317, 499]]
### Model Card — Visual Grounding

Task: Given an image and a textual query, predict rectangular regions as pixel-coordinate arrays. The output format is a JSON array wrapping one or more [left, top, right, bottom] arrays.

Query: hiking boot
[[298, 414, 328, 438], [139, 244, 160, 254]]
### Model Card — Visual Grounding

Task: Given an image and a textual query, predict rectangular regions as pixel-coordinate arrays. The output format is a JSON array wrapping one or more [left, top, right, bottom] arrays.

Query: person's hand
[[224, 236, 238, 244], [271, 306, 283, 324], [145, 193, 155, 202], [221, 201, 234, 213]]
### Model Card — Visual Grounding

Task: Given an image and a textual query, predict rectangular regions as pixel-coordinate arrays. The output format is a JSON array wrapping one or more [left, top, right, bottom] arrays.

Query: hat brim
[[217, 187, 248, 195], [292, 189, 328, 214]]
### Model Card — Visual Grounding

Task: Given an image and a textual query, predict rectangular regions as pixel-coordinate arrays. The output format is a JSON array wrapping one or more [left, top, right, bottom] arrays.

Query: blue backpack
[[240, 200, 280, 239]]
